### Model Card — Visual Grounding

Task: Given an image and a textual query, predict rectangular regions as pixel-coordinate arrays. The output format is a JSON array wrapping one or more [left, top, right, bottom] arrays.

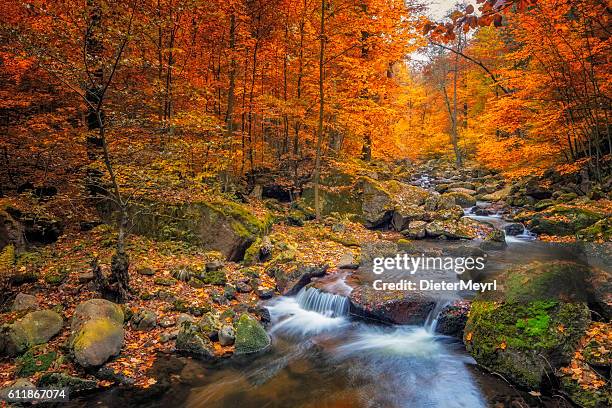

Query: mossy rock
[[97, 198, 271, 261], [286, 210, 306, 226], [200, 269, 227, 285], [534, 199, 555, 211], [176, 321, 215, 359], [234, 314, 270, 355], [44, 267, 68, 286], [529, 205, 604, 236], [0, 310, 63, 356], [243, 237, 262, 266], [154, 277, 177, 286], [37, 372, 97, 393], [301, 186, 363, 221], [70, 299, 125, 368], [442, 192, 476, 208], [464, 262, 593, 389], [17, 350, 57, 377], [577, 218, 612, 242], [71, 318, 124, 368], [560, 375, 611, 408]]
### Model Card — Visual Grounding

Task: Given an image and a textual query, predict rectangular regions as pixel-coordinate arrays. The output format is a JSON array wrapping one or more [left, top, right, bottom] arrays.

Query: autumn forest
[[0, 0, 610, 407]]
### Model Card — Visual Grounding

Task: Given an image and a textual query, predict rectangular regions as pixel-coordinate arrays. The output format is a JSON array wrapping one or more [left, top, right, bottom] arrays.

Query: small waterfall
[[424, 301, 449, 333], [295, 287, 350, 317]]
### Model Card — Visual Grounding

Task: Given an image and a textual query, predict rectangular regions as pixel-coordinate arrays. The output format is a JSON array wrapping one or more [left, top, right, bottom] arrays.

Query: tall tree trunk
[[313, 0, 325, 220], [225, 13, 236, 131]]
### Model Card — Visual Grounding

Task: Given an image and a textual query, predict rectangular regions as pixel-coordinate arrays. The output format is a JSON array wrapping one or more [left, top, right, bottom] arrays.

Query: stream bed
[[67, 232, 604, 408]]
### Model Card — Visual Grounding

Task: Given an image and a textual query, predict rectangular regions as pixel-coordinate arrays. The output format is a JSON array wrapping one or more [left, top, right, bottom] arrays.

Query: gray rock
[[236, 281, 252, 293], [337, 253, 359, 269], [218, 325, 236, 346], [132, 308, 157, 331], [0, 378, 35, 400], [205, 261, 224, 272], [160, 331, 178, 343], [77, 272, 95, 283], [70, 299, 124, 368], [137, 266, 155, 276], [0, 310, 63, 356], [402, 220, 427, 239], [504, 223, 525, 236], [256, 286, 275, 299], [11, 293, 38, 312]]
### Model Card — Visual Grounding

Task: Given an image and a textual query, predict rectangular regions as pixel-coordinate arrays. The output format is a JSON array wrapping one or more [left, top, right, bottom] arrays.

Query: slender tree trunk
[[313, 0, 325, 220]]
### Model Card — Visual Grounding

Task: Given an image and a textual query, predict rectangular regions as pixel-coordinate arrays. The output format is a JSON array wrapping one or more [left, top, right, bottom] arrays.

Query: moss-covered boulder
[[302, 175, 431, 229], [99, 198, 271, 261], [442, 192, 476, 208], [464, 262, 592, 389], [70, 299, 124, 368], [200, 268, 227, 285], [234, 314, 270, 355], [528, 205, 604, 236], [577, 218, 612, 242], [481, 186, 512, 202], [0, 310, 63, 356], [176, 321, 215, 359]]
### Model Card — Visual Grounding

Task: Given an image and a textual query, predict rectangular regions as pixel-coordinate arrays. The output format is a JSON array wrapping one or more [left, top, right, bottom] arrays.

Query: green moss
[[234, 314, 270, 355], [0, 244, 15, 273], [44, 267, 68, 286], [577, 218, 612, 241], [200, 269, 227, 285], [561, 376, 611, 408], [154, 277, 177, 286], [17, 350, 56, 376], [465, 299, 590, 388], [37, 373, 97, 392], [243, 237, 262, 265], [72, 319, 120, 353]]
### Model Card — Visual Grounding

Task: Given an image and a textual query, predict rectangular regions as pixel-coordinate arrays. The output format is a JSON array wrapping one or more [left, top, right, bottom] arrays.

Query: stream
[[67, 197, 604, 407]]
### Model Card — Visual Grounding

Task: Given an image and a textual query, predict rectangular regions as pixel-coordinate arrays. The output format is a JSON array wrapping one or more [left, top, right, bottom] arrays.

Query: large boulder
[[526, 205, 604, 236], [234, 314, 270, 355], [349, 285, 436, 325], [481, 186, 512, 202], [0, 310, 63, 356], [302, 175, 430, 229], [464, 262, 593, 389], [70, 299, 124, 368], [98, 199, 271, 261], [441, 192, 476, 208]]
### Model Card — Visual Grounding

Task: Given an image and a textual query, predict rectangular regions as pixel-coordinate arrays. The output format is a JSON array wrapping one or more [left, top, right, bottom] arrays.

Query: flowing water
[[181, 287, 487, 408]]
